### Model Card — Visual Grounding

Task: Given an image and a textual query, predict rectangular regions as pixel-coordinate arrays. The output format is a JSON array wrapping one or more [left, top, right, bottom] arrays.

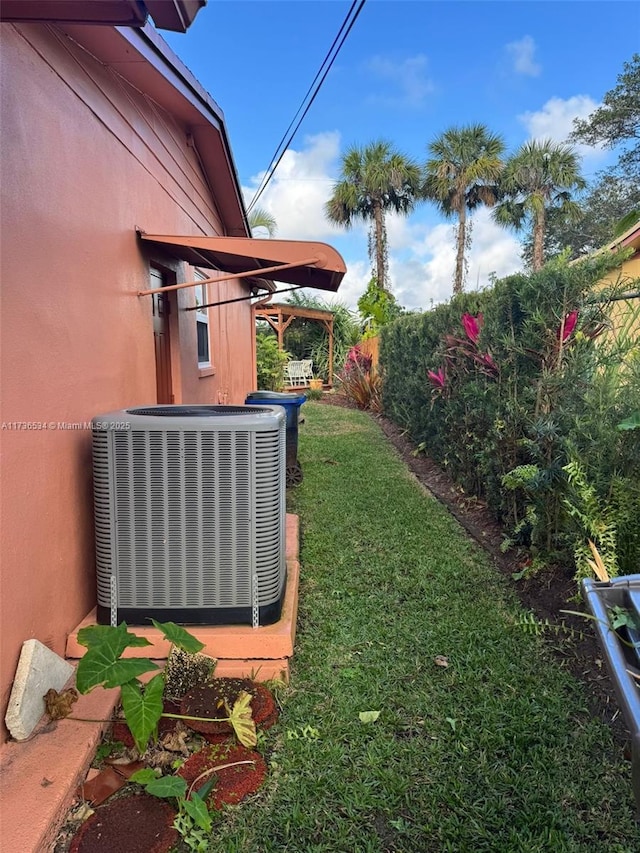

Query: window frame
[[193, 269, 212, 370]]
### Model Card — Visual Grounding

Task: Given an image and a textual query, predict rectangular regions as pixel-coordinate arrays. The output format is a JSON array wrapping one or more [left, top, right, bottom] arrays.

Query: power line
[[247, 0, 363, 212], [247, 0, 366, 214], [252, 0, 359, 192]]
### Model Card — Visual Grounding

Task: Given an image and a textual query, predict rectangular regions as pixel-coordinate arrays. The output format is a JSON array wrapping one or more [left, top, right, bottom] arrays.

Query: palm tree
[[423, 124, 505, 295], [248, 207, 277, 237], [325, 140, 421, 293], [493, 139, 586, 271]]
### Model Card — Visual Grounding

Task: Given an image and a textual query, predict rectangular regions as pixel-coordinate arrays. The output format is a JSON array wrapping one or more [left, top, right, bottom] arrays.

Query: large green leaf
[[76, 630, 158, 693], [143, 774, 188, 800], [129, 768, 159, 786], [151, 620, 205, 654], [121, 674, 165, 753], [77, 622, 152, 650], [227, 690, 256, 748], [182, 793, 213, 832], [196, 778, 216, 802]]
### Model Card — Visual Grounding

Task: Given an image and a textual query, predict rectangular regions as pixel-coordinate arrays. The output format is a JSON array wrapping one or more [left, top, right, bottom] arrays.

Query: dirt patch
[[68, 793, 177, 853], [319, 394, 630, 748]]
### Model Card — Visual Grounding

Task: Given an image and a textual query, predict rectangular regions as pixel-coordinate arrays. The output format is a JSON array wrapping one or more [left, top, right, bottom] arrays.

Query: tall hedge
[[380, 254, 640, 578]]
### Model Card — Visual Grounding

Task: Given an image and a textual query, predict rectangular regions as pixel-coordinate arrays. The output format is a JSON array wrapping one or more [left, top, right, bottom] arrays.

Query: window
[[194, 271, 211, 368]]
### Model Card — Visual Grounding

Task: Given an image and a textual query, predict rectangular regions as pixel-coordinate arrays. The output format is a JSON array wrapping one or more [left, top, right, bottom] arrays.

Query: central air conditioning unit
[[91, 404, 286, 627]]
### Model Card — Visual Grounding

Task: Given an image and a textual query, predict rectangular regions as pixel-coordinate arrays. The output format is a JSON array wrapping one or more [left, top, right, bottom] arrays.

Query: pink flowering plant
[[427, 366, 446, 390], [338, 344, 380, 411], [344, 344, 373, 373], [557, 310, 579, 343], [462, 312, 482, 344], [427, 312, 498, 399]]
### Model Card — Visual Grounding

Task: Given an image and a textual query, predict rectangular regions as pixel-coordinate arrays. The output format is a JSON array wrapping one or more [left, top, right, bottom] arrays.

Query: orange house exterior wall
[[0, 23, 256, 744]]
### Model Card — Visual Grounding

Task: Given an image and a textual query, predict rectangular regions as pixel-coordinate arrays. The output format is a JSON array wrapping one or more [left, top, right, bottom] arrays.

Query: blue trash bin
[[245, 391, 307, 486]]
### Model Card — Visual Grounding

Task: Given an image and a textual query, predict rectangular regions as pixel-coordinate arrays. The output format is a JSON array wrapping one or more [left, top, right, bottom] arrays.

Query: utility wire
[[247, 0, 366, 213], [247, 0, 362, 213], [249, 0, 359, 199], [247, 0, 364, 213]]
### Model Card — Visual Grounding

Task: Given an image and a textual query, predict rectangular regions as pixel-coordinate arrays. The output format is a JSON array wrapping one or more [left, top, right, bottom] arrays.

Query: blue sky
[[164, 1, 640, 312]]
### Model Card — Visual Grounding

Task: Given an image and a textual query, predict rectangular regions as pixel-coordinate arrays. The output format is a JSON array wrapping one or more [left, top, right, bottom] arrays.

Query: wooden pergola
[[254, 302, 335, 387]]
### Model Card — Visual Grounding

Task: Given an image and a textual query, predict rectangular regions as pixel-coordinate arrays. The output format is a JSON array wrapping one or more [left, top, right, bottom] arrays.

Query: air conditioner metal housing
[[92, 404, 286, 626]]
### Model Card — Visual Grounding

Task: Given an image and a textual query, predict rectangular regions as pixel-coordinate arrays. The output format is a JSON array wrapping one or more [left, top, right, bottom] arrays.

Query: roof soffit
[[0, 1, 205, 32]]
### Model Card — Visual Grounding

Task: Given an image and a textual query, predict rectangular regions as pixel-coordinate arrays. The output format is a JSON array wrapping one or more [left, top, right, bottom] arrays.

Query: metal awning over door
[[138, 233, 346, 296]]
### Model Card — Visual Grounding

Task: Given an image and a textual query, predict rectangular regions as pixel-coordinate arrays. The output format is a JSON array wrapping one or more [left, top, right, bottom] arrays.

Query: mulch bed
[[319, 393, 630, 747], [68, 793, 178, 853], [56, 679, 278, 851], [176, 742, 267, 810], [181, 678, 278, 737]]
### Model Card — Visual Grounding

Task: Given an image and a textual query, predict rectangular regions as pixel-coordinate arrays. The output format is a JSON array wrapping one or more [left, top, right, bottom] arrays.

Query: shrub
[[337, 345, 382, 412], [380, 252, 638, 582], [256, 332, 289, 391], [337, 364, 382, 412], [305, 387, 324, 401]]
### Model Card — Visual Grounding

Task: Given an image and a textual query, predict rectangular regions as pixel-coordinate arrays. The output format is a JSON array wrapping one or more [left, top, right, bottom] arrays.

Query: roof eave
[[0, 0, 206, 33], [139, 234, 346, 292], [607, 222, 640, 253], [58, 21, 250, 236]]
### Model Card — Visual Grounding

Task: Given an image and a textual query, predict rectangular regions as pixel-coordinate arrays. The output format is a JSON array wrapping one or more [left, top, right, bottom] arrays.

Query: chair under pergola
[[254, 302, 335, 389]]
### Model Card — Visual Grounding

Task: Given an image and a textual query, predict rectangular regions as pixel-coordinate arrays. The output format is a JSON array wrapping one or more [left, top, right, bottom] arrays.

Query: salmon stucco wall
[[0, 23, 256, 743]]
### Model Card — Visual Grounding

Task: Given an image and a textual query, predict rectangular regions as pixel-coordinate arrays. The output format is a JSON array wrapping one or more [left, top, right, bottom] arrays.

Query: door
[[151, 267, 174, 404]]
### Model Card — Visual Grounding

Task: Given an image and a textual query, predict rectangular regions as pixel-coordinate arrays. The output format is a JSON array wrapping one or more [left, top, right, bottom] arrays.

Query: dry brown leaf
[[71, 802, 95, 822], [587, 540, 610, 583], [161, 727, 190, 755], [105, 747, 140, 765], [44, 687, 78, 720]]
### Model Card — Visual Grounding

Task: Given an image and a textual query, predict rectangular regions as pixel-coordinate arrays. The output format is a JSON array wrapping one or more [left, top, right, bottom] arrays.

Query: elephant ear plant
[[129, 770, 217, 853], [73, 620, 256, 751]]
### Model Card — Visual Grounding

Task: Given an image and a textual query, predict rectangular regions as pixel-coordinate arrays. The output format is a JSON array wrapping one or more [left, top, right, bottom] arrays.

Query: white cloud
[[364, 54, 434, 108], [506, 35, 541, 77], [466, 208, 523, 286], [323, 210, 523, 314], [518, 95, 602, 158], [243, 131, 344, 241], [322, 259, 370, 314], [243, 133, 370, 310], [386, 210, 422, 252], [389, 209, 523, 311]]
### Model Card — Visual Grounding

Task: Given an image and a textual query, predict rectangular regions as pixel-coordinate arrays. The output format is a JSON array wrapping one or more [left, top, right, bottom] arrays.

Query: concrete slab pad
[[67, 514, 300, 666], [5, 640, 75, 741]]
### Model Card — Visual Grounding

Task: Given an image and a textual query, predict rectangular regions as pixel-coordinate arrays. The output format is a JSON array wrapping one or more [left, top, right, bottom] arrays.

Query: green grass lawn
[[209, 402, 639, 852]]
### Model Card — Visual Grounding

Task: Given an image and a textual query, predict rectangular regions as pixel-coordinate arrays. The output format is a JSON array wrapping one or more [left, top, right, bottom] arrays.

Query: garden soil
[[318, 394, 631, 752]]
